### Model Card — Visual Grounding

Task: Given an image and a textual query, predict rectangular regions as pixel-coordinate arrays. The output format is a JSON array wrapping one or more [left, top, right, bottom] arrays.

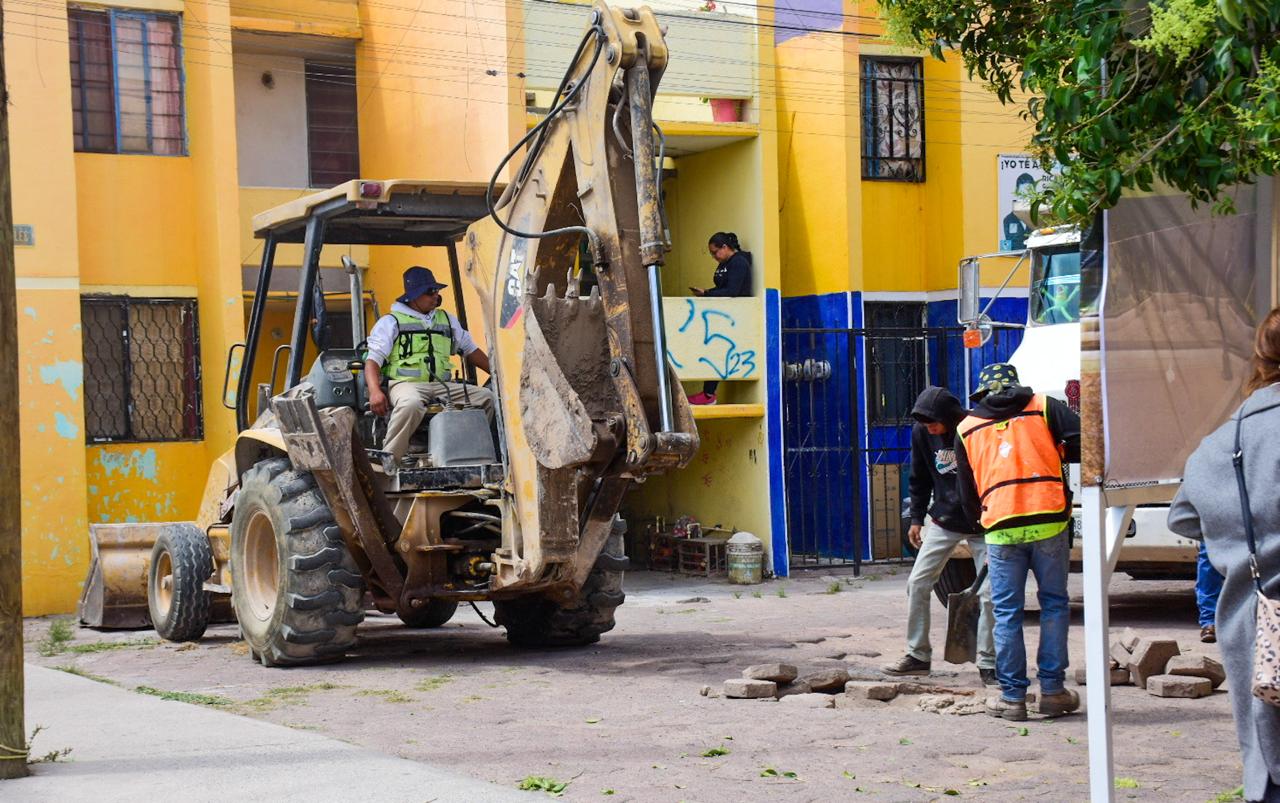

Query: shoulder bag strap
[[1232, 413, 1267, 595]]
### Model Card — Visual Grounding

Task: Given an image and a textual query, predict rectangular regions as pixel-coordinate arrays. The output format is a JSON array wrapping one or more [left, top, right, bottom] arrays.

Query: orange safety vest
[[957, 394, 1067, 532]]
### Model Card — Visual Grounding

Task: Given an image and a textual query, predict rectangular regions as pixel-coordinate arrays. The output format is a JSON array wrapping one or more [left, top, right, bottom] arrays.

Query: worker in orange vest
[[955, 362, 1080, 722]]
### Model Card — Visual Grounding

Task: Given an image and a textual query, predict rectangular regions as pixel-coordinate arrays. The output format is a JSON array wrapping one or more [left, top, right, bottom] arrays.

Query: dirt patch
[[24, 572, 1242, 801]]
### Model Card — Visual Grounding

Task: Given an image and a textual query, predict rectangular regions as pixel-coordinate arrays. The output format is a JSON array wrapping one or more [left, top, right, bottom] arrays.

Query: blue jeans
[[987, 528, 1071, 701], [1196, 542, 1224, 628]]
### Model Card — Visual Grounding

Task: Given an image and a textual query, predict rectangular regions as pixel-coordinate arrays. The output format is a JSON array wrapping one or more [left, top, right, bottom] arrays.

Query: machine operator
[[363, 266, 495, 464]]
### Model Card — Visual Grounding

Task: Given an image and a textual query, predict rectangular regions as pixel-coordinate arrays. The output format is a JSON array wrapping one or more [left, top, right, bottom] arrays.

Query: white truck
[[958, 217, 1198, 578]]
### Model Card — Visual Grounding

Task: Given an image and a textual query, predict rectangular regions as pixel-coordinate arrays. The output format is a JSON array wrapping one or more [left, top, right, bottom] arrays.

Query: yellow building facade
[[7, 0, 1031, 611]]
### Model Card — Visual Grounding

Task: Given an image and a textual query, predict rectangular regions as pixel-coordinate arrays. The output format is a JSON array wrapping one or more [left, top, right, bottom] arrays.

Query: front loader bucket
[[78, 523, 156, 629]]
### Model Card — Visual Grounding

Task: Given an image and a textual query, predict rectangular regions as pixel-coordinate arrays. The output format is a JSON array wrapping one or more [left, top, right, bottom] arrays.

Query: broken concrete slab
[[798, 668, 851, 693], [1119, 627, 1141, 652], [743, 663, 798, 684], [1147, 674, 1212, 699], [1128, 639, 1181, 689], [1073, 666, 1131, 686], [723, 679, 777, 699], [916, 694, 955, 713], [1165, 655, 1226, 689], [677, 596, 711, 604], [778, 693, 835, 709], [845, 681, 898, 701]]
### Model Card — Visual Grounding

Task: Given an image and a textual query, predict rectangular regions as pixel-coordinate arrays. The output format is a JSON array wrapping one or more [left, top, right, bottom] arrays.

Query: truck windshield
[[1029, 247, 1081, 325]]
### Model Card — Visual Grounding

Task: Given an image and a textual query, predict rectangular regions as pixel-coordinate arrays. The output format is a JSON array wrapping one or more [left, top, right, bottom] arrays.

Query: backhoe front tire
[[398, 599, 458, 629], [148, 523, 213, 642], [494, 519, 627, 648], [230, 458, 366, 666]]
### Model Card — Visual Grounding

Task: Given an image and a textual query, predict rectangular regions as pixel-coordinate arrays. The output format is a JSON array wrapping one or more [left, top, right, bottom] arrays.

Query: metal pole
[[446, 242, 476, 385], [0, 6, 29, 778], [287, 216, 326, 389], [238, 233, 276, 431], [1081, 485, 1114, 802], [627, 57, 674, 433]]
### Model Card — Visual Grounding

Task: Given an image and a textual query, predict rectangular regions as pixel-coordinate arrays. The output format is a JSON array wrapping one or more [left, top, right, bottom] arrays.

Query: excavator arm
[[464, 2, 698, 591]]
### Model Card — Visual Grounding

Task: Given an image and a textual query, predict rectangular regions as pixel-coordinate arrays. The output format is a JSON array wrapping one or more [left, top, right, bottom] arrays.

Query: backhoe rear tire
[[148, 523, 213, 642], [230, 458, 366, 666], [933, 557, 978, 608], [494, 519, 627, 648], [398, 599, 458, 629]]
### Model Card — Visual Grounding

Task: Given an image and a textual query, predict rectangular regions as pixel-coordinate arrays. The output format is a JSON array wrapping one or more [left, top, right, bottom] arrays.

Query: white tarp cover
[[1101, 180, 1275, 488]]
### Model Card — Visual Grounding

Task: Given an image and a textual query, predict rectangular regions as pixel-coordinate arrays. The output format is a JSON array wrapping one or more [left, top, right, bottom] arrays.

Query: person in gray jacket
[[1168, 306, 1280, 803]]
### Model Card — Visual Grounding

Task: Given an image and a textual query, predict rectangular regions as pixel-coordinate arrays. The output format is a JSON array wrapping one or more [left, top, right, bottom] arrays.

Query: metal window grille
[[305, 62, 360, 187], [865, 302, 928, 425], [81, 297, 203, 443], [67, 8, 185, 155], [860, 57, 925, 182]]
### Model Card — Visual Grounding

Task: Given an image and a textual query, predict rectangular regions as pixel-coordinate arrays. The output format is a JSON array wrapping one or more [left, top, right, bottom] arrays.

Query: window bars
[[860, 57, 925, 182], [81, 297, 203, 443], [68, 8, 185, 155]]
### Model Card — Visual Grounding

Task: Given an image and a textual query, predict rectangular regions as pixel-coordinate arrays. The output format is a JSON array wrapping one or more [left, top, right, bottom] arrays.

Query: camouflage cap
[[970, 362, 1020, 402]]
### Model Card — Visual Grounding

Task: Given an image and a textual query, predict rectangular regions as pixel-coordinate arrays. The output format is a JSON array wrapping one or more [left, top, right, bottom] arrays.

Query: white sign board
[[997, 154, 1049, 252]]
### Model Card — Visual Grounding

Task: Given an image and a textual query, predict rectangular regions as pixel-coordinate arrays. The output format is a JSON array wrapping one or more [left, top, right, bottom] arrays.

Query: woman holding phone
[[687, 231, 752, 405]]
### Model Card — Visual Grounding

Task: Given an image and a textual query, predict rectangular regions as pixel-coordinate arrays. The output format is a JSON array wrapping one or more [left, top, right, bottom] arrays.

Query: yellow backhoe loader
[[78, 2, 699, 665]]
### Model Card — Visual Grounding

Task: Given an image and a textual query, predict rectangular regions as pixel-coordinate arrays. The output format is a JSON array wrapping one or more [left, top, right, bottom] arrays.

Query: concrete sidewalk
[[6, 664, 526, 802]]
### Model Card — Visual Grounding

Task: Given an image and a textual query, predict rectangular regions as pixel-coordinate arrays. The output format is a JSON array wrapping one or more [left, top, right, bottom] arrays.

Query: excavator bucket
[[78, 523, 158, 629]]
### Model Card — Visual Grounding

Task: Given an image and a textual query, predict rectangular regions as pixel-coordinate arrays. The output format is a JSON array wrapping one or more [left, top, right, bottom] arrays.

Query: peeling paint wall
[[86, 444, 208, 526]]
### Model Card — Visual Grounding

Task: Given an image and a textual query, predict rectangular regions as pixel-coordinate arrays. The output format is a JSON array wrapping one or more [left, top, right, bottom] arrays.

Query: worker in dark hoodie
[[955, 362, 1080, 722], [883, 386, 997, 685]]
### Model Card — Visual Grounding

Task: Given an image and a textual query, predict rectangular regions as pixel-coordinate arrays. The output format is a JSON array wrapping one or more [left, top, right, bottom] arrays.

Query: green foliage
[[519, 776, 569, 796], [876, 0, 1280, 221], [826, 581, 843, 594], [760, 767, 799, 779], [135, 686, 232, 707], [52, 664, 120, 686], [415, 674, 454, 692], [37, 618, 75, 657], [1114, 777, 1140, 789], [701, 745, 730, 757], [1212, 786, 1245, 802]]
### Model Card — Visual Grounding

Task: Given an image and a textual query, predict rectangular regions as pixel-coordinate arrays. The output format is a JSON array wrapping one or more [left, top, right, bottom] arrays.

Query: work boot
[[687, 391, 717, 405], [1036, 689, 1080, 717], [979, 668, 998, 687], [1200, 625, 1217, 644], [882, 654, 930, 676], [985, 695, 1028, 722]]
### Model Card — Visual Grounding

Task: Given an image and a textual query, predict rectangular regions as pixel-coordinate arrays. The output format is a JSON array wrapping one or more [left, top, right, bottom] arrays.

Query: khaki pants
[[905, 519, 995, 670], [383, 380, 496, 462]]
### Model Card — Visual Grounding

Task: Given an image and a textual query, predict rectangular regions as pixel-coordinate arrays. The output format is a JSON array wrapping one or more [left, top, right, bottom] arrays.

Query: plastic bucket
[[726, 531, 763, 584]]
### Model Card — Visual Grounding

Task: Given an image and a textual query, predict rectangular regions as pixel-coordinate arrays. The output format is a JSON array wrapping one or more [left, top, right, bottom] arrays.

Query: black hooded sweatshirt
[[703, 251, 752, 297], [954, 385, 1081, 534], [907, 386, 977, 535]]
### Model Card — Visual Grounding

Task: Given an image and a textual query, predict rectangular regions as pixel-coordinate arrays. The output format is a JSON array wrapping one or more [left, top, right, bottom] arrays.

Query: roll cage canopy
[[235, 179, 498, 431]]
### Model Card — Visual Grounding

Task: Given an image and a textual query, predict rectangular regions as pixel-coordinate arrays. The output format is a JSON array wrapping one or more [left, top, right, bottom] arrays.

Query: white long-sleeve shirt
[[364, 301, 478, 367]]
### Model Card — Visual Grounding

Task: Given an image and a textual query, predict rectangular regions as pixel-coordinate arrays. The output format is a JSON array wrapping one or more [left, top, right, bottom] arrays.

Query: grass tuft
[[52, 664, 120, 686], [135, 685, 232, 707], [356, 688, 414, 704], [37, 618, 76, 657]]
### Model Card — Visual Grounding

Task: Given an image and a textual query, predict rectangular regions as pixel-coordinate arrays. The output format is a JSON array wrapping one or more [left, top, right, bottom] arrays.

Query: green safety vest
[[383, 309, 454, 382]]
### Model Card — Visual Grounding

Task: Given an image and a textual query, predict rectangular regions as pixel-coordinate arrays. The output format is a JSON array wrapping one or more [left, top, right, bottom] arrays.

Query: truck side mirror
[[958, 258, 981, 325]]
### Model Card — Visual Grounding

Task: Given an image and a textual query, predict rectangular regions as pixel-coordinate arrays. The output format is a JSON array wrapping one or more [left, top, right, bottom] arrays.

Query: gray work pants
[[383, 380, 495, 462], [905, 519, 995, 669]]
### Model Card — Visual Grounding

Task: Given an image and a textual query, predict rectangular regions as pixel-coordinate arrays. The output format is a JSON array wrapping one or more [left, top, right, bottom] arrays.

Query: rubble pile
[[706, 663, 979, 713], [1073, 627, 1225, 700]]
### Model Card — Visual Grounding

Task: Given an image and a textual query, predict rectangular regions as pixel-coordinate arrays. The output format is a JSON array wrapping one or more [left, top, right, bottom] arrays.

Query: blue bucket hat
[[397, 266, 447, 304], [970, 362, 1020, 402]]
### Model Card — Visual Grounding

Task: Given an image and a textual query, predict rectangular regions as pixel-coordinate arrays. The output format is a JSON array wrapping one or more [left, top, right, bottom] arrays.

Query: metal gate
[[782, 324, 1020, 571]]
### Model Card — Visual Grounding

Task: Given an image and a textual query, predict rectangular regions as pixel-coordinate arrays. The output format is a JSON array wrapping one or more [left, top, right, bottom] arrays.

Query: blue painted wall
[[778, 293, 1030, 569]]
